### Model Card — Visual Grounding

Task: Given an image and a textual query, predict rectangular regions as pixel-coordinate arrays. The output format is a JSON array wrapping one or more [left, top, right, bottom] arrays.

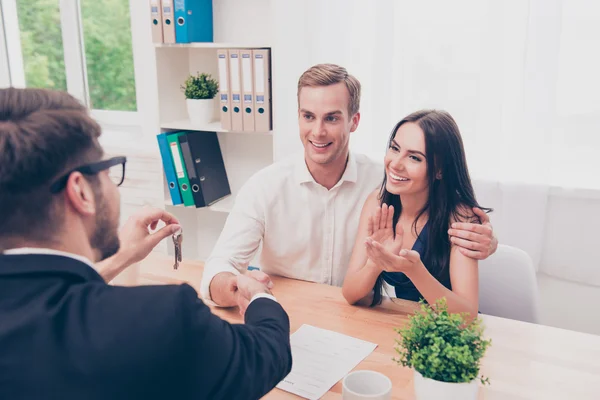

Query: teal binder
[[166, 131, 194, 207], [174, 0, 213, 43]]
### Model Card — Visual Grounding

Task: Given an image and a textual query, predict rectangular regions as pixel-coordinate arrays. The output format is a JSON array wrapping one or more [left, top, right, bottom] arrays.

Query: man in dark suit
[[0, 87, 292, 400]]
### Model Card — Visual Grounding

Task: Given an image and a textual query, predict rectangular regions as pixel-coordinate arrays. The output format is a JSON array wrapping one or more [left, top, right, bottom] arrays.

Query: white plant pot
[[186, 98, 215, 126], [413, 370, 479, 400]]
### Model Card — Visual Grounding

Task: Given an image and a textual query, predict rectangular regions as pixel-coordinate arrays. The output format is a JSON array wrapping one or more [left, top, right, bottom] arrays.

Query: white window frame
[[0, 2, 11, 87], [0, 0, 141, 128], [1, 0, 25, 87], [59, 0, 88, 106]]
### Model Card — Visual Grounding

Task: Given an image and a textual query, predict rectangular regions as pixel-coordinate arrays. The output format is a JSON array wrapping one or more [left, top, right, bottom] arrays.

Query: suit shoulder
[[86, 283, 202, 328], [57, 283, 205, 375]]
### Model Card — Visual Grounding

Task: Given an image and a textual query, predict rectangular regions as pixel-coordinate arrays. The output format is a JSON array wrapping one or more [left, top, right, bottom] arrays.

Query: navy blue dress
[[381, 223, 452, 302]]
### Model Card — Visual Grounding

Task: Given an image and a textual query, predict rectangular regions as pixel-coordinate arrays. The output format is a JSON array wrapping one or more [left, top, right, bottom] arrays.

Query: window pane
[[80, 0, 137, 111], [16, 0, 67, 90]]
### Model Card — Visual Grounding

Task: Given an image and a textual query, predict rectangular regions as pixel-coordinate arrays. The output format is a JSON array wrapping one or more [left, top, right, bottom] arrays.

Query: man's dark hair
[[0, 87, 103, 246]]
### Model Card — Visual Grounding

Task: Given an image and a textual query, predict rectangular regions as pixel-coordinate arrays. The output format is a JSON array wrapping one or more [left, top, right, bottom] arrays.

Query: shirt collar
[[3, 247, 96, 270], [293, 151, 358, 185]]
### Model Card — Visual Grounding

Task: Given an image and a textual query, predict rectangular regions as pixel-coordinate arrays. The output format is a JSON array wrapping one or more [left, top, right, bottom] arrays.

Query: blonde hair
[[297, 64, 361, 116]]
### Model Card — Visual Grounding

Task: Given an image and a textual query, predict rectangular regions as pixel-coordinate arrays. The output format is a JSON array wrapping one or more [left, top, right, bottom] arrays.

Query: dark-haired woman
[[342, 110, 492, 318]]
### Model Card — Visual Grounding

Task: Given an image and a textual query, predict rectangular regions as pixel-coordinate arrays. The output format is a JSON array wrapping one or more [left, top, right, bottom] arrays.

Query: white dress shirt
[[200, 152, 382, 304]]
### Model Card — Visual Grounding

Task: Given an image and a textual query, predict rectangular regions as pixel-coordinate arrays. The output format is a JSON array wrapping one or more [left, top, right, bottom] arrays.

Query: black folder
[[178, 131, 231, 208]]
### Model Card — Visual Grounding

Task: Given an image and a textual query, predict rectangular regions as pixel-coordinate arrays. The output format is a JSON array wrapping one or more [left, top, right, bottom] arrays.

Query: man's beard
[[90, 191, 120, 262]]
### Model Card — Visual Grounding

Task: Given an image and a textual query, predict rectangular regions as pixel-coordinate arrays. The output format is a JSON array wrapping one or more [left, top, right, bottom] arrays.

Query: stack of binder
[[151, 0, 213, 44], [156, 131, 231, 208], [217, 48, 272, 133]]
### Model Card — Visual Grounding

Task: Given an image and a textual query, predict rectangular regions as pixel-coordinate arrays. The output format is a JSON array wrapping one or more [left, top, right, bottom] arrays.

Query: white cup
[[342, 370, 392, 400]]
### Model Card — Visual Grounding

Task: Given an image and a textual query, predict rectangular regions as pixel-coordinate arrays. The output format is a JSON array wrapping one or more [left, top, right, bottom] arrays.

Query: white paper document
[[277, 324, 378, 399]]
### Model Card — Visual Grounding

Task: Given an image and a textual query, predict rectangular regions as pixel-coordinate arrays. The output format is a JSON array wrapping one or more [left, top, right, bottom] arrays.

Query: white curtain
[[271, 0, 600, 286]]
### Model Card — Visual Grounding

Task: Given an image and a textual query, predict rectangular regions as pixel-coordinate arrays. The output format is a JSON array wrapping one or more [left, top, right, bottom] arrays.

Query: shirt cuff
[[199, 262, 241, 307], [249, 293, 278, 304]]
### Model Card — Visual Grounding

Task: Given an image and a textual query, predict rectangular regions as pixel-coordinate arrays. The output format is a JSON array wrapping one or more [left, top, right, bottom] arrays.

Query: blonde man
[[201, 64, 497, 308]]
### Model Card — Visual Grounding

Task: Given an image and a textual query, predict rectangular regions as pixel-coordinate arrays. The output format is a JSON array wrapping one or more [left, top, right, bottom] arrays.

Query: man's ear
[[436, 170, 442, 180], [64, 172, 96, 216], [350, 112, 361, 132]]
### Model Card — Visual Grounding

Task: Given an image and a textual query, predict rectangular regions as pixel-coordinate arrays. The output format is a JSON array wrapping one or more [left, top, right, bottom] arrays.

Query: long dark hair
[[371, 110, 492, 306]]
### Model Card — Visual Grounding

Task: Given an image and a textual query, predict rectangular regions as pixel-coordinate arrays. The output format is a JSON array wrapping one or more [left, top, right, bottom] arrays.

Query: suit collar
[[0, 253, 104, 283], [3, 247, 95, 269]]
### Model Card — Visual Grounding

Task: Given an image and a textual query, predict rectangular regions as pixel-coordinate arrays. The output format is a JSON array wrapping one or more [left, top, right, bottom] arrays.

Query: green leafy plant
[[394, 298, 491, 385], [180, 72, 219, 100]]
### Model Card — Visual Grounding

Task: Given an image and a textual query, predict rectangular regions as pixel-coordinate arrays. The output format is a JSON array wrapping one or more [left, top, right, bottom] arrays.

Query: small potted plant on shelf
[[394, 298, 491, 400], [180, 72, 219, 126]]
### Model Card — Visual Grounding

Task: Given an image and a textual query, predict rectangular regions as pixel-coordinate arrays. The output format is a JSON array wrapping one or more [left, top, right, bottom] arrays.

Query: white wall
[[538, 273, 600, 336]]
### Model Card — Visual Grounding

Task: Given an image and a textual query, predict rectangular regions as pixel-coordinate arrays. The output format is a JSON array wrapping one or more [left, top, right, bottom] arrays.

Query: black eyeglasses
[[49, 156, 127, 193]]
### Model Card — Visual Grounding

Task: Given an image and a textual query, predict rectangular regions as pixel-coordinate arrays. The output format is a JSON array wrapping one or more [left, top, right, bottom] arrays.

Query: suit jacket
[[0, 253, 292, 400]]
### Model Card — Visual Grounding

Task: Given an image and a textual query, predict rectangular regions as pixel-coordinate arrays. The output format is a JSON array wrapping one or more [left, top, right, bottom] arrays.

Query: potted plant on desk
[[394, 298, 491, 400], [181, 72, 219, 126]]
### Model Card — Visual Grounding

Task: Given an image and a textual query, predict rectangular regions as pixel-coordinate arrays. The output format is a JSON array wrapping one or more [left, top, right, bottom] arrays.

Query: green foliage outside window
[[16, 0, 137, 111], [16, 0, 66, 91]]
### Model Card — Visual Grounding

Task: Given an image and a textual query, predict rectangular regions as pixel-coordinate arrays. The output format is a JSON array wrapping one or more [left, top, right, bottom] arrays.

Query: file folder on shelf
[[229, 49, 244, 131], [150, 0, 163, 43], [253, 49, 272, 132], [217, 49, 232, 130], [174, 0, 213, 44], [160, 0, 176, 44], [240, 49, 255, 132], [178, 131, 231, 207], [166, 131, 194, 207], [156, 133, 182, 205]]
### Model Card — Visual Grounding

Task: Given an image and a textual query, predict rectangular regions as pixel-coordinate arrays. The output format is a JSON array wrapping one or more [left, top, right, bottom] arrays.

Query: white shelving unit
[[154, 42, 274, 260], [155, 42, 267, 49], [163, 193, 234, 213], [160, 118, 272, 135], [206, 196, 235, 213], [145, 0, 279, 262]]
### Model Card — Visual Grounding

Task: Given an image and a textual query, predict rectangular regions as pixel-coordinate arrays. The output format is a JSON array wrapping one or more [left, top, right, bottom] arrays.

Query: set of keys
[[172, 229, 183, 270]]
